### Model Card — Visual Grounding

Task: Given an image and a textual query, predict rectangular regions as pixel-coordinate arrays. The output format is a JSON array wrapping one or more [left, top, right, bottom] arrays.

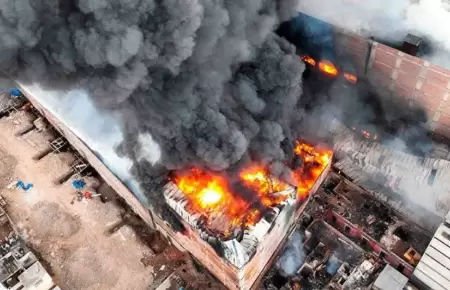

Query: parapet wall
[[334, 30, 450, 139]]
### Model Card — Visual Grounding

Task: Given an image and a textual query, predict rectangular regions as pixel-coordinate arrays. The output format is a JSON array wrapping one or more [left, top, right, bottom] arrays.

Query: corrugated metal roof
[[412, 220, 450, 289], [412, 268, 447, 290], [373, 265, 408, 290]]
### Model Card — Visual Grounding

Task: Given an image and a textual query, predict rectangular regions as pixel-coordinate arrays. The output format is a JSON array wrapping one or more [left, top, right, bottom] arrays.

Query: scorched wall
[[334, 30, 450, 139]]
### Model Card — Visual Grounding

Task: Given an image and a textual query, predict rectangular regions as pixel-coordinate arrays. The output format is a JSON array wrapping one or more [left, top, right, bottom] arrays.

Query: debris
[[71, 190, 101, 203], [149, 232, 168, 254], [19, 103, 32, 110], [7, 181, 18, 190], [153, 272, 187, 290], [366, 215, 377, 225], [388, 176, 401, 191], [0, 196, 6, 207], [72, 180, 86, 190], [33, 117, 47, 131], [140, 253, 154, 267], [160, 265, 165, 271]]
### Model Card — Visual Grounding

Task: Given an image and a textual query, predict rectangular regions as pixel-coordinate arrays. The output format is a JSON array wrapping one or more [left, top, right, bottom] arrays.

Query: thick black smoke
[[1, 1, 306, 222]]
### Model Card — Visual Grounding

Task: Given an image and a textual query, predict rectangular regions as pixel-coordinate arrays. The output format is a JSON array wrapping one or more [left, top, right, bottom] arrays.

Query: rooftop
[[411, 218, 450, 290], [373, 264, 408, 290]]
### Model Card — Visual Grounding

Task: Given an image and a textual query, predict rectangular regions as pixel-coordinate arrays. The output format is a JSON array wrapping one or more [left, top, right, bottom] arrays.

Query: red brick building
[[334, 31, 450, 139]]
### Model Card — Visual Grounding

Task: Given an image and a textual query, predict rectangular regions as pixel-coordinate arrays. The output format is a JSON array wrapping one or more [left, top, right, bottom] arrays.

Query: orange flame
[[173, 168, 244, 211], [357, 128, 378, 140], [240, 165, 291, 207], [172, 168, 253, 228], [344, 72, 358, 83], [318, 61, 338, 76], [301, 55, 316, 66], [293, 141, 332, 199], [171, 141, 332, 232]]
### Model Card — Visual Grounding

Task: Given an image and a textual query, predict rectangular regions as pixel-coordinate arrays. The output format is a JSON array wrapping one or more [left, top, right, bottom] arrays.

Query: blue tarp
[[72, 180, 86, 190], [16, 181, 33, 191], [9, 89, 21, 97]]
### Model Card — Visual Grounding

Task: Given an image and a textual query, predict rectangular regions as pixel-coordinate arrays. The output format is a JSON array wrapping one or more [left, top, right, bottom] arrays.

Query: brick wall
[[334, 30, 450, 139], [334, 30, 369, 75]]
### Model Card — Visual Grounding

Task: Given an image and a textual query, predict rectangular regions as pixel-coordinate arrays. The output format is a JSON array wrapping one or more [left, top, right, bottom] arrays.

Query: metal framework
[[49, 137, 67, 153], [71, 155, 89, 180]]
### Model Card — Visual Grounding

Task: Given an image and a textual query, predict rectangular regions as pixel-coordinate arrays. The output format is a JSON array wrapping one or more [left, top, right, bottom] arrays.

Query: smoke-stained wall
[[298, 0, 450, 69], [296, 0, 450, 140], [334, 29, 450, 140]]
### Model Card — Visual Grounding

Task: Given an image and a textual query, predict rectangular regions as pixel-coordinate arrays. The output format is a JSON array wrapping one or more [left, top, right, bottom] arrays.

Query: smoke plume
[[297, 0, 450, 69], [276, 231, 305, 276], [326, 254, 341, 276], [0, 0, 309, 221]]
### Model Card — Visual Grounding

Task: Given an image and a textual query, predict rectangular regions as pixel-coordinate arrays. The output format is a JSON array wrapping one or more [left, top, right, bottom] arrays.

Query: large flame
[[172, 168, 249, 218], [239, 165, 291, 207], [293, 141, 332, 199], [171, 141, 332, 232]]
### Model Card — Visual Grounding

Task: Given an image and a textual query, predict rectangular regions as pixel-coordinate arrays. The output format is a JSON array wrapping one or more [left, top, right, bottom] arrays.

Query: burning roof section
[[164, 141, 332, 268]]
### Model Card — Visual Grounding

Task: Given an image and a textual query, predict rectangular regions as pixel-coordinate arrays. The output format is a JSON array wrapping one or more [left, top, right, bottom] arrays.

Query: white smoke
[[326, 254, 341, 275], [276, 231, 305, 276], [297, 0, 450, 68], [17, 82, 150, 204]]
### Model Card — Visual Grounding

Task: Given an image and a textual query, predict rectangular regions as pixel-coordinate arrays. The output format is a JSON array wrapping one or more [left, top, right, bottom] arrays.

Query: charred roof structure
[[263, 169, 434, 290]]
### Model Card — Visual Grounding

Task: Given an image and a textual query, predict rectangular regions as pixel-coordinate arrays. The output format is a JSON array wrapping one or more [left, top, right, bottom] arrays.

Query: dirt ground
[[0, 112, 157, 289]]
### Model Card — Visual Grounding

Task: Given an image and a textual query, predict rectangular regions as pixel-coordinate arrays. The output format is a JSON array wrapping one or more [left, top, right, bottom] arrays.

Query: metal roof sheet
[[374, 265, 408, 290], [412, 221, 450, 290]]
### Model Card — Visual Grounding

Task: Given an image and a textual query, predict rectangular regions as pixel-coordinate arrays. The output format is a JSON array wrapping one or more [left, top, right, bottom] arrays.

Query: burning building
[[5, 1, 450, 289], [162, 141, 332, 289], [4, 84, 334, 289]]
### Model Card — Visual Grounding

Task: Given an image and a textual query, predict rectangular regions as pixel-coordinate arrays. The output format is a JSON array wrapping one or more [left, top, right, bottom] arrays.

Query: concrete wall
[[334, 30, 450, 139]]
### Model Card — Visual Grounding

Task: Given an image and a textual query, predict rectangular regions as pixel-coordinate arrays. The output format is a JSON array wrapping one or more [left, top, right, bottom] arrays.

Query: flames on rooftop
[[351, 126, 378, 141], [167, 141, 332, 238]]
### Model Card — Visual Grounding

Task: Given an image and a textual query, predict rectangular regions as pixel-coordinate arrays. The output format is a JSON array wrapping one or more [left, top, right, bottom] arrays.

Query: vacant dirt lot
[[0, 112, 156, 290]]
